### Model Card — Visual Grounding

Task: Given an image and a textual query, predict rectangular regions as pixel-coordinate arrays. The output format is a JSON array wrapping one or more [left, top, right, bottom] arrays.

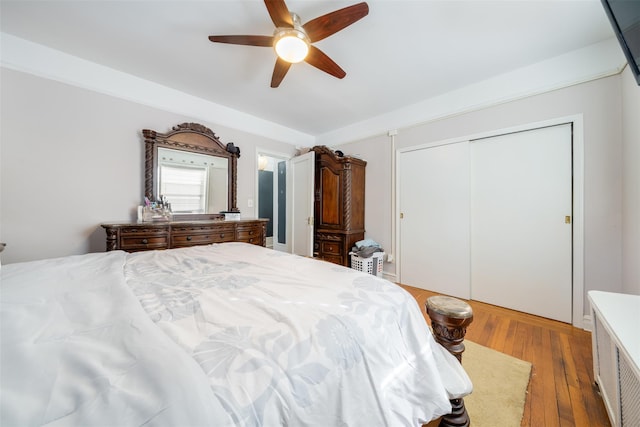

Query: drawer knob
[[220, 233, 225, 238], [186, 236, 192, 241], [141, 239, 148, 244]]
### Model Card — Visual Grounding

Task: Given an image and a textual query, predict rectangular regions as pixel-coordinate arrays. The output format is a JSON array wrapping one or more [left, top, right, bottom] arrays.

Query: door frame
[[255, 148, 291, 252], [396, 114, 585, 328]]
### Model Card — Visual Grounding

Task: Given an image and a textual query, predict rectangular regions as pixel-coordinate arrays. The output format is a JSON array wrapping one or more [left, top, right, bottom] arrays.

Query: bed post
[[426, 296, 474, 427]]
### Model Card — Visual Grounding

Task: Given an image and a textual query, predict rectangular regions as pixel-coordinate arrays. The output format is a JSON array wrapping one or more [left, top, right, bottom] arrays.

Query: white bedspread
[[1, 252, 225, 426], [1, 243, 471, 426]]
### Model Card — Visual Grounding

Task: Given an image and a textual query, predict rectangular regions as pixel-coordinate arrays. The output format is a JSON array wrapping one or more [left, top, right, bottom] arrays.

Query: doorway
[[257, 152, 288, 252]]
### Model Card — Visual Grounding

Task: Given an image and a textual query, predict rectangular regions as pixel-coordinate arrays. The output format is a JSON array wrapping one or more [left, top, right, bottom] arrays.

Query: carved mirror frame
[[143, 122, 240, 219]]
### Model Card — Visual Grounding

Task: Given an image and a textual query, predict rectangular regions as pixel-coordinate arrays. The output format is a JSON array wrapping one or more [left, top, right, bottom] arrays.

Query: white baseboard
[[583, 314, 593, 332], [381, 271, 397, 282]]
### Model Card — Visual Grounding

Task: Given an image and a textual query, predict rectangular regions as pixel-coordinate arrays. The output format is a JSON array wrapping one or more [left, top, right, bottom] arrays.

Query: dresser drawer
[[320, 241, 343, 256], [120, 235, 169, 251], [236, 225, 263, 245], [171, 224, 235, 247], [209, 227, 236, 243], [239, 236, 262, 245], [236, 226, 260, 239], [320, 254, 343, 266], [171, 233, 215, 247], [172, 224, 220, 234], [117, 226, 169, 251], [315, 230, 360, 267]]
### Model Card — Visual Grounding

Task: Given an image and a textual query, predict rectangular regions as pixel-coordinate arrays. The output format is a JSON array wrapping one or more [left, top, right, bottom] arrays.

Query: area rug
[[462, 340, 532, 427]]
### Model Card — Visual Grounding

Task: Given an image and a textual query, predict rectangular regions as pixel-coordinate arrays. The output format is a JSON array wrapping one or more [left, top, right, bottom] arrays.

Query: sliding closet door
[[399, 142, 470, 299], [470, 124, 572, 322]]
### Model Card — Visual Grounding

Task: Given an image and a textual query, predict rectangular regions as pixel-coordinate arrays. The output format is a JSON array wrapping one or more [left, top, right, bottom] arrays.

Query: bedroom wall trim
[[318, 38, 625, 146], [395, 114, 585, 328], [0, 32, 314, 147]]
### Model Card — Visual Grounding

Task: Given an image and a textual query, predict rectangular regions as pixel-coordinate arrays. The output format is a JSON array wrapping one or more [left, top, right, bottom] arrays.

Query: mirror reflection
[[157, 147, 229, 214]]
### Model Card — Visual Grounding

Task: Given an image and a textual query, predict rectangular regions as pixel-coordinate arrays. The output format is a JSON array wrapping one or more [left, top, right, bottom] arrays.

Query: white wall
[[340, 134, 393, 262], [339, 73, 634, 317], [621, 66, 640, 295], [0, 68, 296, 264]]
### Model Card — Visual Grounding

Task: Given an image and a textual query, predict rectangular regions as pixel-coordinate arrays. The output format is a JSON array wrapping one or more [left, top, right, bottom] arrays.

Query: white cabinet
[[589, 291, 640, 427]]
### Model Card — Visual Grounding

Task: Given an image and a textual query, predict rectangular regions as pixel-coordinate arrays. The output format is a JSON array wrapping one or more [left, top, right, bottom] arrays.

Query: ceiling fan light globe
[[274, 31, 309, 63]]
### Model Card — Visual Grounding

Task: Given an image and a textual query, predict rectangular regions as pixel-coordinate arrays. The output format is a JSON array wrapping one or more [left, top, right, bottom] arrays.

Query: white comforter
[[1, 243, 471, 426]]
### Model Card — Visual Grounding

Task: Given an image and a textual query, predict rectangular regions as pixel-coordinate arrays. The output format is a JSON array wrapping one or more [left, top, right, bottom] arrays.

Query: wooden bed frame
[[425, 295, 474, 427]]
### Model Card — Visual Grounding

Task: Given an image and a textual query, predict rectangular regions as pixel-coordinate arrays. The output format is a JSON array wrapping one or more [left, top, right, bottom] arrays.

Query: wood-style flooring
[[400, 284, 611, 427]]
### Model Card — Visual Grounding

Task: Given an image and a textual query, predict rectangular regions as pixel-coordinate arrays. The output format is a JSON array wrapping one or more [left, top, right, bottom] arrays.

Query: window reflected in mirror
[[157, 147, 228, 214]]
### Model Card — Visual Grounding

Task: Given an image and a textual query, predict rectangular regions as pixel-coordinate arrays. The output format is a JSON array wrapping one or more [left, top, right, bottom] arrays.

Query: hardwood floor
[[400, 285, 611, 427]]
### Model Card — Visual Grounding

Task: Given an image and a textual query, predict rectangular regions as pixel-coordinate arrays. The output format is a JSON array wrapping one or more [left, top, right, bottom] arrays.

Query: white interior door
[[289, 151, 315, 257], [399, 142, 471, 299], [470, 124, 572, 322]]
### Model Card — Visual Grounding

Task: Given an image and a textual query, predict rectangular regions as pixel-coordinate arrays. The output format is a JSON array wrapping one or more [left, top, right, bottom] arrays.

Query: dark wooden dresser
[[312, 146, 366, 267], [102, 219, 268, 252]]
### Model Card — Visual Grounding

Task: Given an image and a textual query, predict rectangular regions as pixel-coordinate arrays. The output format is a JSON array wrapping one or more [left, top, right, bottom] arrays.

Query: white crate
[[350, 252, 385, 276]]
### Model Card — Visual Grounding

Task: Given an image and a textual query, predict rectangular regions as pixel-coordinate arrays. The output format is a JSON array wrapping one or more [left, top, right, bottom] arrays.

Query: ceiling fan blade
[[305, 46, 346, 79], [271, 58, 292, 88], [208, 35, 274, 47], [303, 2, 369, 43], [264, 0, 293, 28]]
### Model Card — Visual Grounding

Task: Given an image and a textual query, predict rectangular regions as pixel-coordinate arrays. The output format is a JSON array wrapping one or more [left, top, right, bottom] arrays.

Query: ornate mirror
[[143, 123, 240, 220]]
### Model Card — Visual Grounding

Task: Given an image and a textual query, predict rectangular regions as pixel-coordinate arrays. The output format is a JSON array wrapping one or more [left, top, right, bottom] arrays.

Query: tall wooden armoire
[[311, 146, 367, 267]]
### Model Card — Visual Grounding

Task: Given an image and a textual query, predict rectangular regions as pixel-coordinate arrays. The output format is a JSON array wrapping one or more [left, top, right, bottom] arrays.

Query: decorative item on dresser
[[101, 219, 269, 252], [311, 145, 366, 267]]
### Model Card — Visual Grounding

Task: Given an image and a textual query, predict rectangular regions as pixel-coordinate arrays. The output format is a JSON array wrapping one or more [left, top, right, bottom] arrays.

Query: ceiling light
[[273, 13, 309, 64], [273, 28, 309, 63]]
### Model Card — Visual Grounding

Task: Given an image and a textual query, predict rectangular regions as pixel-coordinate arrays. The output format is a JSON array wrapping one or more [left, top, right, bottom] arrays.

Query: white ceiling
[[1, 0, 617, 140]]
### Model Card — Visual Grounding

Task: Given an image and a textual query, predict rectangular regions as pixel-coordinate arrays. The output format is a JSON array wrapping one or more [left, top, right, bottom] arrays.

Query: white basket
[[350, 252, 385, 276]]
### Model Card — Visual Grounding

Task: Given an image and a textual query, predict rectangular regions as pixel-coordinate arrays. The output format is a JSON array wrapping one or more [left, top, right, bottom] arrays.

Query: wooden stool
[[426, 295, 474, 427]]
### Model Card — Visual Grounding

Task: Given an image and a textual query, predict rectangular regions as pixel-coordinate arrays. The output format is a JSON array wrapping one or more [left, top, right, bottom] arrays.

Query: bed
[[1, 242, 472, 426]]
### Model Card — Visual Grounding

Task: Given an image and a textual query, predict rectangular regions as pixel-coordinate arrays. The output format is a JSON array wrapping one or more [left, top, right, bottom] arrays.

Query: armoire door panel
[[320, 168, 341, 226]]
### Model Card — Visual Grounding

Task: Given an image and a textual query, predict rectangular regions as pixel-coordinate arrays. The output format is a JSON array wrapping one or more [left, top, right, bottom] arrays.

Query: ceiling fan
[[209, 0, 369, 88]]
